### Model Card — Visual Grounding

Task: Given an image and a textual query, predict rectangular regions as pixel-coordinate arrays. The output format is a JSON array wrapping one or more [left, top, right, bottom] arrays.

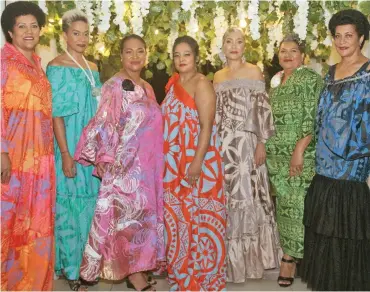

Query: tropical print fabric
[[315, 61, 370, 182], [74, 76, 165, 281], [214, 78, 282, 282], [265, 67, 323, 258], [47, 66, 101, 280], [1, 43, 56, 291], [301, 61, 370, 291], [162, 73, 226, 291]]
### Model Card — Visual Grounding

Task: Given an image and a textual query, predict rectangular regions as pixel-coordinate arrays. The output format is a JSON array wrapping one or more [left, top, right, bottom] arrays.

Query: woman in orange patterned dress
[[162, 36, 226, 291], [1, 2, 55, 291]]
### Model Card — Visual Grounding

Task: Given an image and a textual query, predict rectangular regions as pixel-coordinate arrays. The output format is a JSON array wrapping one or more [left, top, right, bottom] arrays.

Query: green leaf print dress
[[266, 67, 323, 258]]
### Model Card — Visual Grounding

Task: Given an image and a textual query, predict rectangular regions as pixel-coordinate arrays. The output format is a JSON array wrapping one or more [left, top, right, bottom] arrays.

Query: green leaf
[[145, 69, 153, 79]]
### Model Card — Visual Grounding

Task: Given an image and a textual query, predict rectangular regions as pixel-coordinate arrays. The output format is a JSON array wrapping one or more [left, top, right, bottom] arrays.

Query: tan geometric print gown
[[215, 78, 282, 283]]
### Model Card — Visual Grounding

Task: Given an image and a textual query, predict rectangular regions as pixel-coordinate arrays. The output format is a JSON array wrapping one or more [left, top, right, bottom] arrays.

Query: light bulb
[[240, 19, 247, 28]]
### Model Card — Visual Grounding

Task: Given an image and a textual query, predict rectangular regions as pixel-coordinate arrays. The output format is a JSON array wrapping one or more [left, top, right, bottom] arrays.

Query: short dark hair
[[279, 33, 306, 54], [329, 9, 370, 49], [172, 36, 199, 61], [120, 34, 147, 52], [1, 1, 45, 43]]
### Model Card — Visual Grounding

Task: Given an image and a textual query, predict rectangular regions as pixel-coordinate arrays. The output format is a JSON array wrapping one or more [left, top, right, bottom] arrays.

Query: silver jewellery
[[64, 49, 101, 100]]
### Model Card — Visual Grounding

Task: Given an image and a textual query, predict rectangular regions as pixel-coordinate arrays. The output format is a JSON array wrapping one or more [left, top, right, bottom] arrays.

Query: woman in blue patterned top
[[301, 9, 370, 291]]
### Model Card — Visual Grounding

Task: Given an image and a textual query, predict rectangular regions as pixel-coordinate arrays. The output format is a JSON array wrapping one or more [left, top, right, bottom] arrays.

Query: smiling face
[[8, 14, 41, 52], [63, 20, 89, 54], [173, 42, 197, 73], [278, 41, 304, 71], [120, 38, 146, 73], [334, 24, 364, 58], [222, 29, 245, 62]]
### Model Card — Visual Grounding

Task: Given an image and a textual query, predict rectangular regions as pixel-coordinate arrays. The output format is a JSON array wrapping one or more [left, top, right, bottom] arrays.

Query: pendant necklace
[[64, 49, 101, 99]]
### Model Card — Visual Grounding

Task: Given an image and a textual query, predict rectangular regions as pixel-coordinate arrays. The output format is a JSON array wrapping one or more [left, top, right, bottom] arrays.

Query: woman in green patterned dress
[[265, 34, 323, 287]]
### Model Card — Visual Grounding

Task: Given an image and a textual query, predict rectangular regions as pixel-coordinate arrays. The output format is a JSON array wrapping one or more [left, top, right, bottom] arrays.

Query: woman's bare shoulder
[[240, 63, 264, 80], [48, 55, 67, 67]]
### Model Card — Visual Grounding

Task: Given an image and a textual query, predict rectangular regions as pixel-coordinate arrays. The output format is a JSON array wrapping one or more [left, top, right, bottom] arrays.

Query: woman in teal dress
[[47, 9, 101, 291], [265, 34, 322, 288]]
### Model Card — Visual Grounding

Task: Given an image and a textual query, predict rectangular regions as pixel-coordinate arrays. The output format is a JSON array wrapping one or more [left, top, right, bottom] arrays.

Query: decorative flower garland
[[130, 1, 143, 35], [181, 0, 192, 12], [247, 0, 260, 40], [294, 0, 309, 40], [238, 1, 248, 29], [323, 3, 333, 46], [311, 24, 319, 51], [266, 1, 283, 60], [211, 5, 227, 65], [113, 0, 128, 34], [38, 1, 48, 15], [98, 0, 111, 34], [187, 2, 199, 40], [167, 8, 180, 56], [75, 0, 95, 34]]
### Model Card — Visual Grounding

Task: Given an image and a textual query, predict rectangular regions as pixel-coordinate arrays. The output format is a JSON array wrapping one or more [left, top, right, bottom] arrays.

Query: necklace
[[64, 49, 101, 100]]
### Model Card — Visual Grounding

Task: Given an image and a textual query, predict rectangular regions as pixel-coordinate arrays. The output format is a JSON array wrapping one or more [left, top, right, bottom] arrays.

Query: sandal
[[127, 279, 156, 291], [80, 278, 99, 286], [277, 256, 296, 288], [127, 280, 156, 291], [68, 279, 85, 291], [146, 275, 157, 286]]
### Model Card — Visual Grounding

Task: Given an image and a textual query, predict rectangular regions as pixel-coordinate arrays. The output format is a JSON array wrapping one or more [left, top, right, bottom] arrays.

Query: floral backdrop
[[38, 0, 370, 82]]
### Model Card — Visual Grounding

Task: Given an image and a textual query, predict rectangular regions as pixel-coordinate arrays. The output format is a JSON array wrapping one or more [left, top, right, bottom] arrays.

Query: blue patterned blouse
[[316, 60, 370, 182]]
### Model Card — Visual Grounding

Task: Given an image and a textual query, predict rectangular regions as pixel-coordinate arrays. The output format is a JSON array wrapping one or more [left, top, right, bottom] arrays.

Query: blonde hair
[[222, 26, 246, 45], [62, 9, 88, 33]]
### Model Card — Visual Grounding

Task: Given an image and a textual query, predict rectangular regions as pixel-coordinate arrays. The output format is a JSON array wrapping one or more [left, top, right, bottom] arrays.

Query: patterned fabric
[[47, 66, 101, 280], [315, 61, 370, 182], [74, 76, 165, 281], [265, 67, 323, 258], [301, 61, 370, 291], [162, 74, 226, 291], [214, 79, 282, 283], [1, 43, 56, 291]]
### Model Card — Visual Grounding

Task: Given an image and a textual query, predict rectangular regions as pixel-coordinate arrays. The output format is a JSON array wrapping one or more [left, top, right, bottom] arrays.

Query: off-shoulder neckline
[[47, 65, 99, 73]]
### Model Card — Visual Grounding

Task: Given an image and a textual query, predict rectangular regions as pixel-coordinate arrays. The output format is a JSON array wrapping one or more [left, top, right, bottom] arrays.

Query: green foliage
[[39, 1, 362, 81]]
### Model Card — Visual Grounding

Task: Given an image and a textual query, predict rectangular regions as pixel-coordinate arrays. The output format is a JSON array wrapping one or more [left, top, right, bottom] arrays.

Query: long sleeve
[[299, 69, 323, 139], [1, 60, 9, 153], [74, 78, 124, 166]]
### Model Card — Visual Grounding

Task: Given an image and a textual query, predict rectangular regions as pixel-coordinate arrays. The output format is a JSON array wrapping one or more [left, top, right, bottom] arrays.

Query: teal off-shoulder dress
[[46, 66, 101, 281]]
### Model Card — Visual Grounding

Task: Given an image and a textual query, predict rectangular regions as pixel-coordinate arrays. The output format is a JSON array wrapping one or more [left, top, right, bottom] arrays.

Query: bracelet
[[60, 150, 69, 155]]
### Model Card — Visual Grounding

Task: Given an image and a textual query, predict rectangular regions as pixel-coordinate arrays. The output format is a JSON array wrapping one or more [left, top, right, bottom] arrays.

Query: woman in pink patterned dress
[[74, 35, 164, 291]]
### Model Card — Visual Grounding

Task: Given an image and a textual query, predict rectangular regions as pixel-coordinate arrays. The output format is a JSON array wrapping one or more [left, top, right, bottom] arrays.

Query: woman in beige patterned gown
[[214, 27, 282, 283]]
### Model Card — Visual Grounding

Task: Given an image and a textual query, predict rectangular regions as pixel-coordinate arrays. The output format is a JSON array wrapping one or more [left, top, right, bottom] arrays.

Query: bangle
[[60, 150, 69, 154]]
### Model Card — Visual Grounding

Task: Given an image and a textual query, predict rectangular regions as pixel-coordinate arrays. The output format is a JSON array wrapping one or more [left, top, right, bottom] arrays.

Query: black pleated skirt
[[301, 174, 370, 291]]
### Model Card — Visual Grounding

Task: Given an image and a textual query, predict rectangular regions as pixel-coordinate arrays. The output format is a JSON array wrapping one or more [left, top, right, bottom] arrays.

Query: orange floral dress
[[1, 43, 55, 291], [161, 74, 226, 291]]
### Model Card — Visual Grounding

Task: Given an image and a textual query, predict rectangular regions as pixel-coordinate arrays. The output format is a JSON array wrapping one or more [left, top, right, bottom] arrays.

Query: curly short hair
[[279, 33, 306, 54], [172, 36, 199, 61], [1, 1, 45, 43], [329, 9, 370, 49]]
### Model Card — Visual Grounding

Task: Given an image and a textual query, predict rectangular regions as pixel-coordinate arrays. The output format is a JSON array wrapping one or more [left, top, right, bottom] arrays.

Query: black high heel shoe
[[277, 257, 296, 288], [126, 279, 155, 291]]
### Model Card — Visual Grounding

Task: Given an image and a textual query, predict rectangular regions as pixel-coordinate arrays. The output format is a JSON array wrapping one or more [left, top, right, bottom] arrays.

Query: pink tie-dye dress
[[74, 75, 165, 281]]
